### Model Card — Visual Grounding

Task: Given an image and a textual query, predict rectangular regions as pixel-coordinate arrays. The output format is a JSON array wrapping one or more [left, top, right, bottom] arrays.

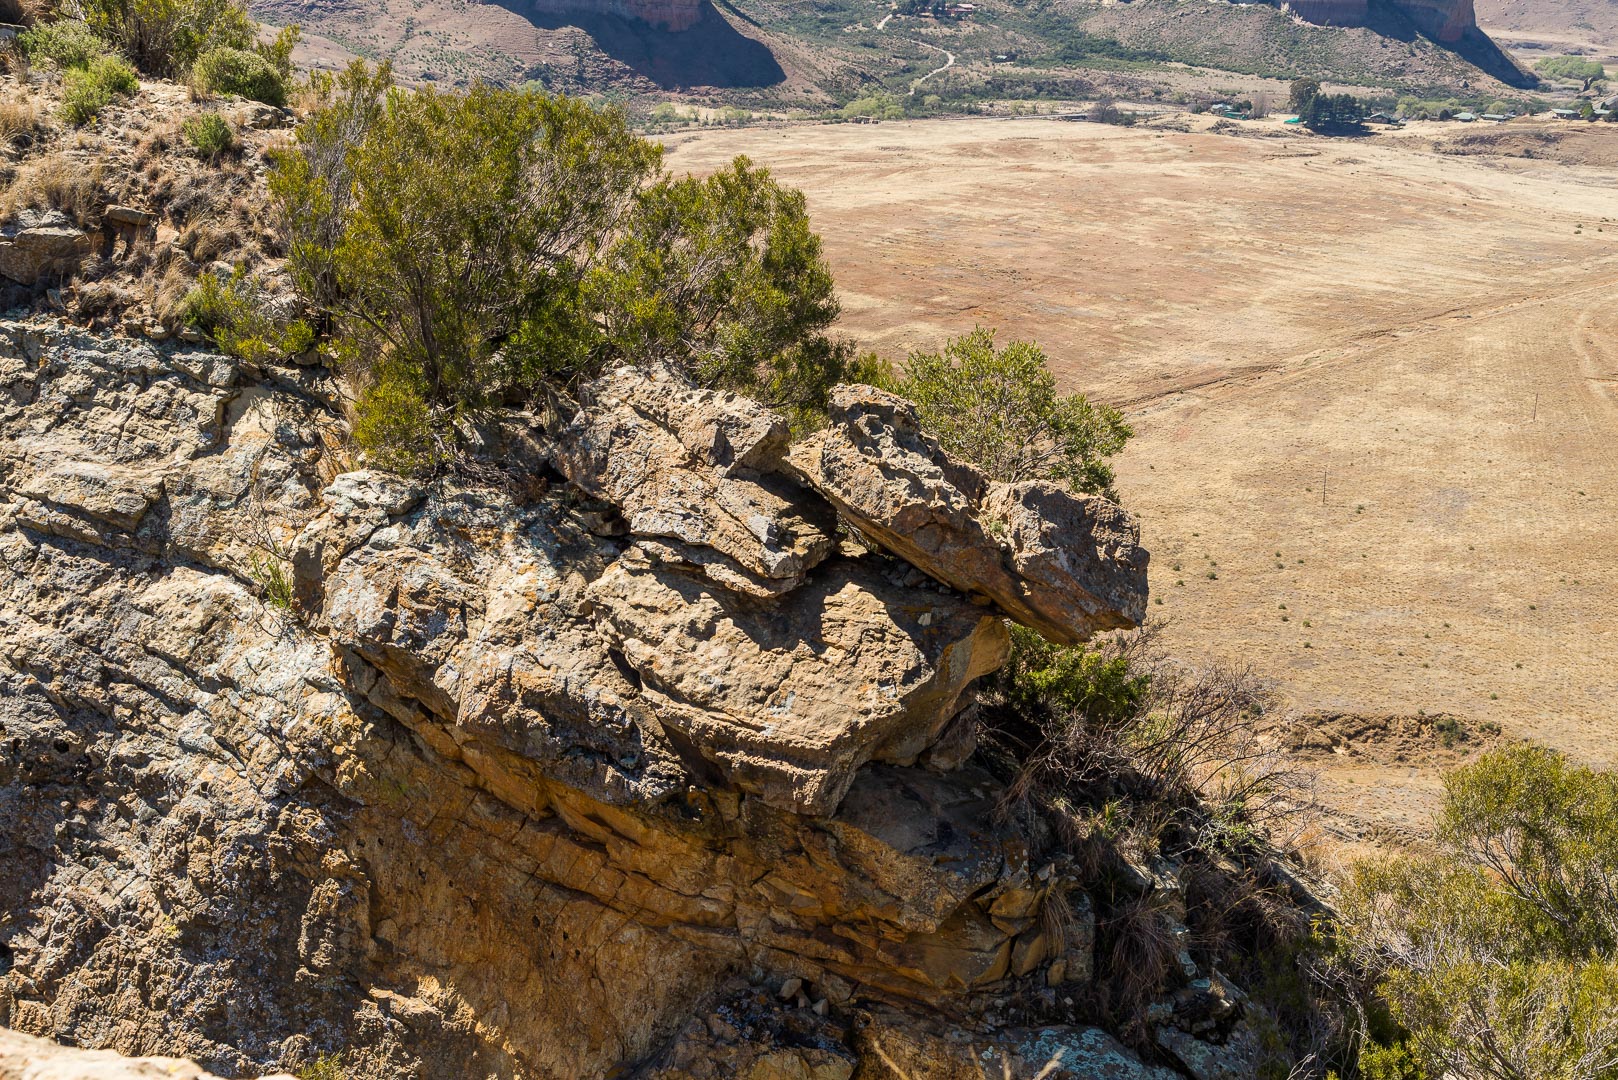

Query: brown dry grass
[[0, 150, 106, 225], [668, 114, 1618, 846], [0, 97, 45, 148]]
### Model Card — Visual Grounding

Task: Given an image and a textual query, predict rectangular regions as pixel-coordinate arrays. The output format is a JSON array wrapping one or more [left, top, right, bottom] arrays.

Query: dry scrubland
[[668, 116, 1618, 847]]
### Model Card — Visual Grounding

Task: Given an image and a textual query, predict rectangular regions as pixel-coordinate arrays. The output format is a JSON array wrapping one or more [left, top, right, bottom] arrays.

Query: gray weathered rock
[[585, 548, 1008, 815], [0, 212, 91, 287], [555, 364, 835, 596], [789, 385, 1148, 644]]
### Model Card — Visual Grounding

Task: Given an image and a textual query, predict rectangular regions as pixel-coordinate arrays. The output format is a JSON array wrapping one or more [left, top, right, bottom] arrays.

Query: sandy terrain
[[666, 115, 1618, 845]]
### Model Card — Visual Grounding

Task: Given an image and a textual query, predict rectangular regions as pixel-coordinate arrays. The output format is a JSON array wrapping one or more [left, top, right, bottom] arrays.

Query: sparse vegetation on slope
[[1339, 746, 1618, 1080], [269, 66, 854, 470]]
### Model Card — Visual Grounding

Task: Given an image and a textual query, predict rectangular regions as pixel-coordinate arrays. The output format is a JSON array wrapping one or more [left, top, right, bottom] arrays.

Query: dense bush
[[183, 269, 313, 363], [182, 111, 234, 156], [883, 327, 1132, 497], [74, 0, 255, 75], [19, 19, 109, 69], [59, 54, 139, 124], [1340, 746, 1618, 1080], [191, 44, 286, 105], [1535, 56, 1607, 83], [271, 71, 853, 471]]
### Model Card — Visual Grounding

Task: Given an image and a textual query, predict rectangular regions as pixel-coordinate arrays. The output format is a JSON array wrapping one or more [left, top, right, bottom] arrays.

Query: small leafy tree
[[590, 156, 849, 423], [306, 83, 661, 466], [1340, 746, 1618, 1080], [268, 58, 394, 312], [1288, 77, 1321, 112], [272, 73, 855, 470], [887, 327, 1132, 498]]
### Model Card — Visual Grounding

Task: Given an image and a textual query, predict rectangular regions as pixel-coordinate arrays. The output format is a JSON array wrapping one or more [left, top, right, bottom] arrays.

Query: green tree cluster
[[1535, 56, 1607, 84], [269, 67, 853, 471], [1341, 746, 1618, 1080], [1296, 86, 1365, 132], [881, 327, 1132, 498]]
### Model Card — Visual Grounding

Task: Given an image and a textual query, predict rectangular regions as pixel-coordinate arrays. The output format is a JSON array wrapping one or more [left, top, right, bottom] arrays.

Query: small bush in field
[[19, 20, 108, 69], [182, 111, 235, 157], [192, 45, 286, 105]]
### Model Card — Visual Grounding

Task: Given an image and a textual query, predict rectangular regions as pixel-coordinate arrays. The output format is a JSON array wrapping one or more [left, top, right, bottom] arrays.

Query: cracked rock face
[[789, 385, 1149, 645], [0, 319, 1167, 1078]]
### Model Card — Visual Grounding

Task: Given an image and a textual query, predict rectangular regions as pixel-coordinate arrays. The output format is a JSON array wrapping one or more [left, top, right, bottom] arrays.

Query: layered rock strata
[[0, 318, 1211, 1079]]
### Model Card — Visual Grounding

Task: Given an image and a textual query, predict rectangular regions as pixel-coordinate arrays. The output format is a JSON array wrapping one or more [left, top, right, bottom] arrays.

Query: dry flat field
[[668, 116, 1618, 847]]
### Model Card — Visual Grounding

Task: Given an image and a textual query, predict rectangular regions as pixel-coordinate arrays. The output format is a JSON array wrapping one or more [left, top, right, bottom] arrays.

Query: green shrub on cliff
[[270, 72, 854, 471], [1340, 746, 1618, 1080], [884, 327, 1132, 498]]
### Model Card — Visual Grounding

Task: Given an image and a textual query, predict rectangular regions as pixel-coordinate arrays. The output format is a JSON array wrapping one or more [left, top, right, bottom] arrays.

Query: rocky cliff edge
[[0, 320, 1304, 1080]]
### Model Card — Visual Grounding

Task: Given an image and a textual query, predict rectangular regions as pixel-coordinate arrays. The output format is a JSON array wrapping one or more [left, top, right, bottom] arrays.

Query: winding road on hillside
[[909, 42, 956, 94]]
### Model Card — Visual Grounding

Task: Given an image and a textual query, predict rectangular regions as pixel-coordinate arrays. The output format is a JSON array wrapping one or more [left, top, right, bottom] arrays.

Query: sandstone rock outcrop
[[0, 212, 91, 288], [789, 385, 1148, 645], [554, 363, 834, 597], [0, 1029, 295, 1080], [0, 318, 1254, 1079]]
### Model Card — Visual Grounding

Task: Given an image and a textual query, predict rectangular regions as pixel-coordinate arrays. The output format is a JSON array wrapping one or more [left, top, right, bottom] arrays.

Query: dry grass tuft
[[0, 96, 45, 148], [149, 259, 196, 325], [0, 151, 107, 226]]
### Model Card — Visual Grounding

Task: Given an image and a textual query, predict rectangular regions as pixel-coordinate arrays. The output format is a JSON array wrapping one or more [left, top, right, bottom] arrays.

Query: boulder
[[789, 385, 1149, 644], [585, 549, 1009, 815], [555, 365, 835, 596], [0, 211, 91, 286]]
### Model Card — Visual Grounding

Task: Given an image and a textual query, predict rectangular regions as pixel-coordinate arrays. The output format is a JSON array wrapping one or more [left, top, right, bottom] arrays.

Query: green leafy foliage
[[997, 624, 1149, 726], [181, 111, 234, 156], [885, 327, 1132, 497], [271, 73, 853, 471], [1288, 78, 1321, 111], [59, 55, 139, 125], [268, 59, 394, 312], [73, 0, 258, 75], [590, 155, 850, 424], [1535, 56, 1607, 83], [191, 43, 287, 105], [19, 19, 110, 69], [1340, 747, 1618, 1080], [182, 269, 313, 364], [840, 92, 906, 120]]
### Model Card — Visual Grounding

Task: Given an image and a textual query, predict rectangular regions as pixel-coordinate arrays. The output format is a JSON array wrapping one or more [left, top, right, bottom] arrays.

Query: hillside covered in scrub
[[3, 3, 1618, 1079]]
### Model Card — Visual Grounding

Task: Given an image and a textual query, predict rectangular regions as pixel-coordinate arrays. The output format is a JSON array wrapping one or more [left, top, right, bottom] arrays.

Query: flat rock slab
[[555, 364, 835, 596]]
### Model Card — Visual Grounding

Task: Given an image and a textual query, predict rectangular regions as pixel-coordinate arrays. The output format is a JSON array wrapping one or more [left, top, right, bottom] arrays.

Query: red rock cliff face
[[1287, 0, 1369, 26], [1289, 0, 1476, 41], [1393, 0, 1475, 41], [528, 0, 702, 31]]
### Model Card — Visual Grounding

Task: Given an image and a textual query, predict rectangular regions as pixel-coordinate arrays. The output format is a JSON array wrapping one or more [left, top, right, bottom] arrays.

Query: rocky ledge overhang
[[0, 321, 1181, 1079]]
